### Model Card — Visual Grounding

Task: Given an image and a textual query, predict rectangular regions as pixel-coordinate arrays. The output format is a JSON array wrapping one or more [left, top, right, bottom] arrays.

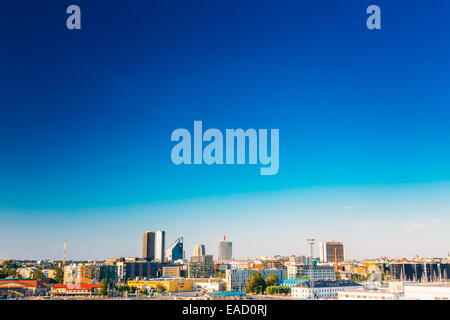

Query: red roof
[[53, 283, 99, 290]]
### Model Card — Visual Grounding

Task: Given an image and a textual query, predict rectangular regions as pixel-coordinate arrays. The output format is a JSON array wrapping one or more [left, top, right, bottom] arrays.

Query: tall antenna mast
[[307, 238, 315, 299], [63, 239, 67, 267]]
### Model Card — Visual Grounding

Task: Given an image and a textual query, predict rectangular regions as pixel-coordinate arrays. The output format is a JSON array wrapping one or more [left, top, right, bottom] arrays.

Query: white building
[[229, 260, 249, 270], [155, 230, 166, 262], [403, 283, 450, 300], [193, 280, 226, 292], [338, 282, 450, 300], [291, 280, 361, 299], [338, 289, 400, 300], [226, 269, 286, 292], [287, 264, 335, 281], [16, 267, 36, 279]]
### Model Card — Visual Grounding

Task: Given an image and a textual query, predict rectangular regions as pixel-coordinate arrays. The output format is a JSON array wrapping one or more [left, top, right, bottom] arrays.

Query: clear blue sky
[[1, 0, 449, 260]]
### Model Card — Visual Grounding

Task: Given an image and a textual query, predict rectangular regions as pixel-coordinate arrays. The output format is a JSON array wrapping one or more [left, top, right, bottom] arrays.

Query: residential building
[[98, 265, 118, 285], [161, 264, 184, 278], [287, 264, 335, 281], [188, 255, 214, 278]]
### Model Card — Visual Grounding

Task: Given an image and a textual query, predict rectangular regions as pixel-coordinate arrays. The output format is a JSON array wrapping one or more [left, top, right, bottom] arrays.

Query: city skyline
[[1, 181, 449, 261]]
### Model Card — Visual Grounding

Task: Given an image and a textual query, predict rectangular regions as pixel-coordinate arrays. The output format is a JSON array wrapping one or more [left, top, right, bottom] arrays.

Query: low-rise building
[[287, 264, 335, 281], [192, 280, 226, 292], [291, 280, 361, 299], [338, 281, 450, 300], [50, 283, 100, 297], [0, 279, 42, 296], [162, 264, 184, 278], [403, 283, 450, 300], [127, 278, 222, 292], [207, 291, 248, 300], [338, 289, 400, 300], [279, 279, 309, 288]]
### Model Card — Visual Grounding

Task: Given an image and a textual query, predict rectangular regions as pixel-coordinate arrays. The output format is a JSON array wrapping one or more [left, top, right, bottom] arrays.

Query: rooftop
[[210, 291, 246, 296]]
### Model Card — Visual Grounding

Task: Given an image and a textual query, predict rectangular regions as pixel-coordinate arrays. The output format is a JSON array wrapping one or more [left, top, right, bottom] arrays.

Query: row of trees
[[266, 286, 291, 295], [112, 283, 166, 297], [0, 260, 20, 279]]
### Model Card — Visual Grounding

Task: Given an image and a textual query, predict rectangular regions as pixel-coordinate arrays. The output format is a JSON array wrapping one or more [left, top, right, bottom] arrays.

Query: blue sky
[[1, 0, 449, 260]]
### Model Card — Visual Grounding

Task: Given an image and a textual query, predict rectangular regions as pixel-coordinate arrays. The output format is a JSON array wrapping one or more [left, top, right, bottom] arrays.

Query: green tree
[[99, 279, 108, 296], [265, 273, 278, 287], [54, 267, 64, 284], [266, 286, 291, 295], [246, 271, 266, 294], [155, 284, 165, 294], [116, 284, 129, 293], [32, 269, 46, 279], [1, 260, 17, 269]]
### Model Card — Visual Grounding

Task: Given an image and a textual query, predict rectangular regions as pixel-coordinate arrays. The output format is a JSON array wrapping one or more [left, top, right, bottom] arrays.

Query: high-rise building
[[319, 241, 345, 263], [155, 230, 166, 262], [142, 231, 155, 260], [218, 235, 232, 261], [193, 244, 205, 257], [165, 237, 184, 262]]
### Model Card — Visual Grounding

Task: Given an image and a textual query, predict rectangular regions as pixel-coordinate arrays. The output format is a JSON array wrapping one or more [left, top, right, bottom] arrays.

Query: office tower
[[193, 244, 206, 257], [319, 241, 345, 263], [155, 230, 166, 262], [188, 255, 214, 278], [165, 237, 184, 262], [218, 235, 232, 261], [142, 231, 155, 260]]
